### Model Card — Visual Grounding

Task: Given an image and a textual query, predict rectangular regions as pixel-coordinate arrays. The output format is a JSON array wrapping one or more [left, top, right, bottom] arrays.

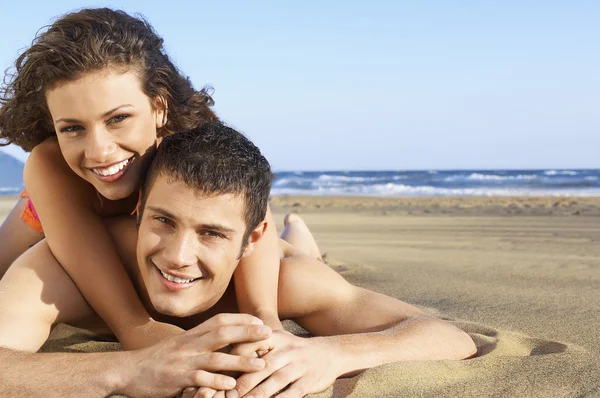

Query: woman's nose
[[84, 127, 118, 164]]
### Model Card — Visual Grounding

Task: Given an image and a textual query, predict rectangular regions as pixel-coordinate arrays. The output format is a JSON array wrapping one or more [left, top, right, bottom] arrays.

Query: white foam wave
[[444, 173, 538, 182], [316, 174, 408, 183], [0, 187, 22, 193], [271, 183, 600, 197], [544, 170, 578, 176]]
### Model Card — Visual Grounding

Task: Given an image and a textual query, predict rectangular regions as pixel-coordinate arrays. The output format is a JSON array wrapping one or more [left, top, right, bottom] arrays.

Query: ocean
[[2, 169, 600, 197], [271, 169, 600, 197]]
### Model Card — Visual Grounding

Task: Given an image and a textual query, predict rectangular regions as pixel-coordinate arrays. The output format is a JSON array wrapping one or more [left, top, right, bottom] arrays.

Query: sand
[[2, 195, 600, 397]]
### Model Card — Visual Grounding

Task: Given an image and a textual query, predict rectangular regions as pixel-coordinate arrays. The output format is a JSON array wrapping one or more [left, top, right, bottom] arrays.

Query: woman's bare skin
[[0, 198, 45, 278]]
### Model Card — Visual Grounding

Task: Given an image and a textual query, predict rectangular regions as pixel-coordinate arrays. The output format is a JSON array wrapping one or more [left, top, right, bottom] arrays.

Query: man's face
[[136, 174, 248, 317]]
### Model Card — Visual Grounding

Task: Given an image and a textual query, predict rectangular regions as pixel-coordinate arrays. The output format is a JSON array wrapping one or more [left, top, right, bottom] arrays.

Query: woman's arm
[[233, 205, 283, 329], [0, 197, 45, 278], [24, 140, 182, 349]]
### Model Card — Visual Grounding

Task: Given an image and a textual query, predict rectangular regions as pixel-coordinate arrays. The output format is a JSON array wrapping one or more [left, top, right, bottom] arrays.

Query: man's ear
[[154, 95, 168, 130], [241, 221, 268, 258]]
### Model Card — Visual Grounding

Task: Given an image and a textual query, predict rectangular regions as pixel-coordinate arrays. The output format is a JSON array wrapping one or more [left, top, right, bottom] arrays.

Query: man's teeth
[[160, 269, 198, 284], [93, 158, 130, 177]]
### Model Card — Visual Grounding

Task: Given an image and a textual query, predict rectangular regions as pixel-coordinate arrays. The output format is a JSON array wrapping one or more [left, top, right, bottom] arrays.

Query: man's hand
[[230, 331, 343, 398], [118, 314, 272, 398]]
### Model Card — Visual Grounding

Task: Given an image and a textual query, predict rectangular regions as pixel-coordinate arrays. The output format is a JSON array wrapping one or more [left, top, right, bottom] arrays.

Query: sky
[[1, 1, 599, 171]]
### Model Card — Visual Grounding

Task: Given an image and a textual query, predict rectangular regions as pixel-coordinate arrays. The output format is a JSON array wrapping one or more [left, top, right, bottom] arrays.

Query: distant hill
[[0, 151, 25, 188]]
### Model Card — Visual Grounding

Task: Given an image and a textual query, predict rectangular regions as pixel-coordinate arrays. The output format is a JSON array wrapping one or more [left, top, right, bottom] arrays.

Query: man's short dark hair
[[139, 122, 273, 244]]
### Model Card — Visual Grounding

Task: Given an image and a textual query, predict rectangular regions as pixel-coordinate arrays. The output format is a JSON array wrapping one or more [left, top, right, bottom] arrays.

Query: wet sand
[[2, 195, 600, 397]]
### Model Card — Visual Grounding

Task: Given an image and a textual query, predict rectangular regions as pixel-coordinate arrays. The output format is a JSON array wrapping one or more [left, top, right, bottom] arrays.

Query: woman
[[0, 8, 282, 350]]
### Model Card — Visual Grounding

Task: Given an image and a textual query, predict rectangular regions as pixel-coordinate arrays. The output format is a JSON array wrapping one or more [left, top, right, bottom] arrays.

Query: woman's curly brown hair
[[0, 8, 218, 151]]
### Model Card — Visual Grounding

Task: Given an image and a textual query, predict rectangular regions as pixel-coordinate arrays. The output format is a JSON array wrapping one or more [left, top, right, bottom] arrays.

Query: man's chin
[[152, 300, 195, 318]]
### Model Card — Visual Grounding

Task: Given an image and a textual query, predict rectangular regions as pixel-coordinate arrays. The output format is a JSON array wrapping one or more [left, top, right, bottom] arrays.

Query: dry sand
[[2, 195, 600, 397]]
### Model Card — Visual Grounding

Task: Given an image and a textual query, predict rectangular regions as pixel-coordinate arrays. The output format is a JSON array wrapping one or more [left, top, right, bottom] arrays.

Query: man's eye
[[155, 216, 173, 226], [201, 231, 222, 238], [59, 125, 83, 133], [108, 114, 130, 124]]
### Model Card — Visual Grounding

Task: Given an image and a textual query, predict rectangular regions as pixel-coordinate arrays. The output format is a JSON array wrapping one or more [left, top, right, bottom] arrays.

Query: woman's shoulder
[[27, 137, 62, 166], [24, 138, 101, 210]]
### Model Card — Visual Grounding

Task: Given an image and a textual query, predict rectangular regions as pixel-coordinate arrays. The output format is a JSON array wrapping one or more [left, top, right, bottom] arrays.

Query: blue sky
[[1, 1, 599, 170]]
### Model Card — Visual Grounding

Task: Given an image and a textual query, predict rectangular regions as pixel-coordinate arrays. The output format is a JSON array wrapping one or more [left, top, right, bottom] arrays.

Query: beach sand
[[2, 195, 599, 397]]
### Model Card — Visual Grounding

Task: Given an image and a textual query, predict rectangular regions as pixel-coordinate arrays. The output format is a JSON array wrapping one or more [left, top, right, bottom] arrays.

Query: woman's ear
[[154, 96, 168, 129]]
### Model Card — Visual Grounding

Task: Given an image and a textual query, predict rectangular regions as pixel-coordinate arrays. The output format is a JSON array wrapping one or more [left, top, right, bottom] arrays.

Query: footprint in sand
[[453, 320, 570, 358]]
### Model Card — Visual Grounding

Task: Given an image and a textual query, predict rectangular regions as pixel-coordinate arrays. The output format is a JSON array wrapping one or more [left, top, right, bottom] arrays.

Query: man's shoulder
[[277, 250, 356, 320]]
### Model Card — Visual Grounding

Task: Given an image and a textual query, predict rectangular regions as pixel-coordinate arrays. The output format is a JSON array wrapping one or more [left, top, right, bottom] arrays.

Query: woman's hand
[[230, 331, 342, 398]]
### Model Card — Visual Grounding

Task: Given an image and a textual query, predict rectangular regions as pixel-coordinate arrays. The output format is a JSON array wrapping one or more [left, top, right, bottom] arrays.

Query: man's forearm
[[324, 315, 477, 377], [0, 347, 129, 397]]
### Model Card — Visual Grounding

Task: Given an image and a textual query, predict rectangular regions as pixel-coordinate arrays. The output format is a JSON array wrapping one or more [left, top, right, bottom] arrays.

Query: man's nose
[[84, 127, 118, 164], [162, 230, 197, 269]]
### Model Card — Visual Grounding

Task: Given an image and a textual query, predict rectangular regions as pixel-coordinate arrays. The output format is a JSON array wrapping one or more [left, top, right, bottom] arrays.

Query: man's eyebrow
[[146, 206, 236, 234], [54, 104, 134, 124], [198, 223, 237, 234], [146, 206, 178, 220]]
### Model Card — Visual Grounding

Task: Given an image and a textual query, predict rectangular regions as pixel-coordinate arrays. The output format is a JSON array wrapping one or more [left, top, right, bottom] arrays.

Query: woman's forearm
[[234, 205, 282, 329], [23, 148, 183, 348]]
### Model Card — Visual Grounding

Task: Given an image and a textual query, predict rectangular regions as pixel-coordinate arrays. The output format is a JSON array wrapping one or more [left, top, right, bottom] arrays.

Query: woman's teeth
[[160, 269, 198, 284], [93, 158, 130, 176]]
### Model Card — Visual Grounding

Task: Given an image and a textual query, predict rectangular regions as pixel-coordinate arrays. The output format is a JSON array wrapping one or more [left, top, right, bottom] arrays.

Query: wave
[[314, 174, 408, 183], [0, 187, 23, 196], [271, 183, 600, 197], [544, 170, 578, 176], [444, 173, 538, 182]]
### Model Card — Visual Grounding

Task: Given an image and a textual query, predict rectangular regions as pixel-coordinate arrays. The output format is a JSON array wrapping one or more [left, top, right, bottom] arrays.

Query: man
[[0, 122, 476, 397]]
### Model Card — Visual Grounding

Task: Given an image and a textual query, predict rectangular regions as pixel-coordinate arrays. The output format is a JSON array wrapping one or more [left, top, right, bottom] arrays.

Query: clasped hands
[[131, 314, 341, 398]]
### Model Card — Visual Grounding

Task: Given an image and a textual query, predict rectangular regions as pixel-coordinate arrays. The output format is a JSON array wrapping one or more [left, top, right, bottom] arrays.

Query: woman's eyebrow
[[54, 104, 134, 124]]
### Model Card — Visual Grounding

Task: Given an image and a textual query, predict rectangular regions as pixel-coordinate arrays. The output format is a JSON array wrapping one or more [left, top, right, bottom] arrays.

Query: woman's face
[[46, 69, 165, 201]]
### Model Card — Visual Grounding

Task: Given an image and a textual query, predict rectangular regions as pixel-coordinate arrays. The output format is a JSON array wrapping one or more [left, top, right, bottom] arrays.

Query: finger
[[201, 325, 271, 352], [191, 314, 264, 336], [181, 387, 199, 398], [234, 351, 289, 397], [230, 338, 274, 357], [256, 349, 270, 358], [190, 352, 266, 373], [276, 379, 310, 398], [185, 370, 237, 391], [194, 387, 217, 398], [213, 391, 227, 398], [225, 389, 239, 398], [245, 364, 303, 398]]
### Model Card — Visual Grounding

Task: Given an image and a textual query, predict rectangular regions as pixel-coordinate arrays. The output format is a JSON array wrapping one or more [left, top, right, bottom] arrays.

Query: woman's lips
[[90, 157, 134, 183]]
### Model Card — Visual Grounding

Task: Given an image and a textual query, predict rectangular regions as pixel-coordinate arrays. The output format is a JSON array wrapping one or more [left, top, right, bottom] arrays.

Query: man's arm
[[279, 254, 476, 362], [1, 348, 128, 396], [0, 315, 272, 397], [234, 255, 477, 397]]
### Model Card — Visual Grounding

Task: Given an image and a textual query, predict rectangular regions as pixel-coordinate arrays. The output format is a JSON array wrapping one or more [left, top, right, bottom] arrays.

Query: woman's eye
[[59, 125, 83, 133], [108, 114, 130, 124]]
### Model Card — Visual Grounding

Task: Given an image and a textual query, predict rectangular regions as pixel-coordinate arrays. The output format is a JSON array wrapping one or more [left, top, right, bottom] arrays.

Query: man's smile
[[152, 260, 203, 291]]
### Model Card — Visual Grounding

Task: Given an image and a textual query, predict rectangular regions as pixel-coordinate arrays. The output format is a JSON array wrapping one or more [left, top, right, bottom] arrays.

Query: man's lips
[[153, 262, 203, 291]]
